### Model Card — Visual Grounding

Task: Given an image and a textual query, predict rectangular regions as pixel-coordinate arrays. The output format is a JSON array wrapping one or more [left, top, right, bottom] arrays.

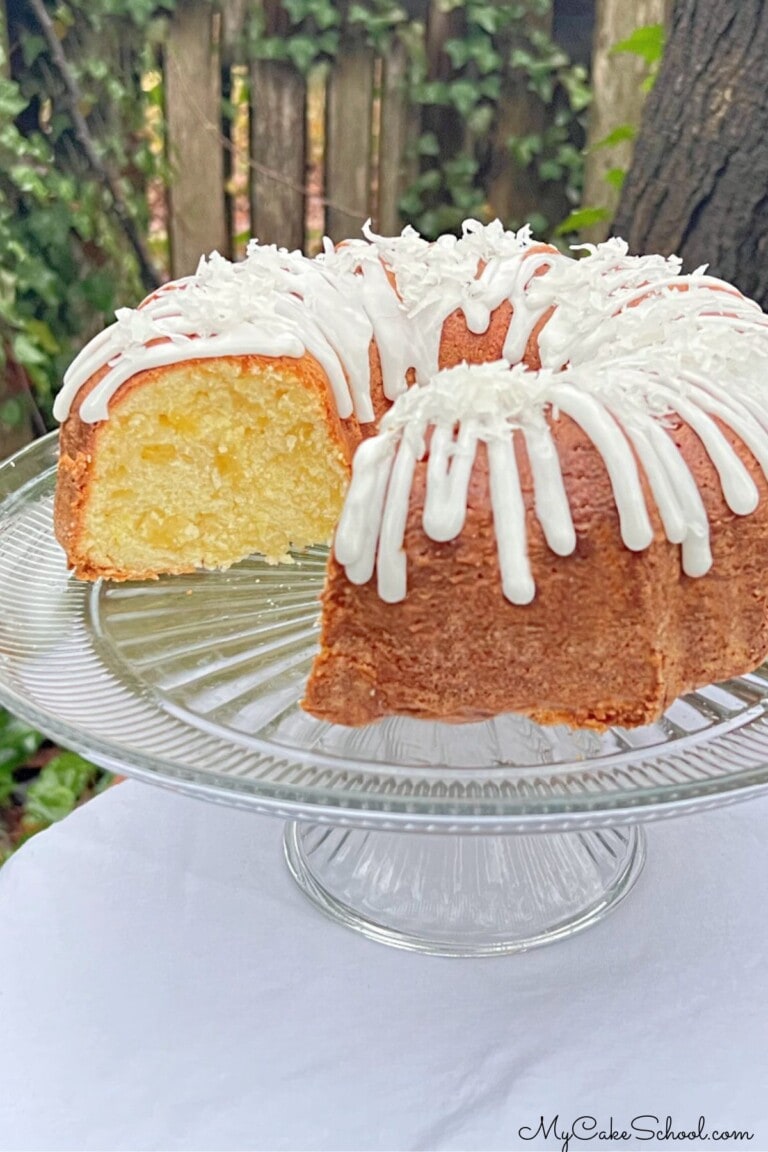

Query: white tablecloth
[[0, 780, 767, 1152]]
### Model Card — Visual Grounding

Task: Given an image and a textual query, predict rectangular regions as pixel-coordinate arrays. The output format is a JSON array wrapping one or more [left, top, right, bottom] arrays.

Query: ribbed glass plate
[[3, 433, 768, 831]]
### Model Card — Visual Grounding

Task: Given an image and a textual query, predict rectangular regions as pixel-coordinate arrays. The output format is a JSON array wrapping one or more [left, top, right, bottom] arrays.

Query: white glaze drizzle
[[546, 382, 655, 551], [54, 224, 768, 603], [521, 417, 576, 556], [320, 218, 564, 395], [54, 246, 374, 424], [377, 436, 419, 603], [56, 218, 563, 423], [528, 237, 767, 371], [56, 225, 768, 448], [334, 357, 768, 605], [487, 434, 535, 604]]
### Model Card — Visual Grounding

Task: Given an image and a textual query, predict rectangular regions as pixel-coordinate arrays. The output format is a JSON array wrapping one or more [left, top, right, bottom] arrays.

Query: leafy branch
[[1, 0, 171, 423]]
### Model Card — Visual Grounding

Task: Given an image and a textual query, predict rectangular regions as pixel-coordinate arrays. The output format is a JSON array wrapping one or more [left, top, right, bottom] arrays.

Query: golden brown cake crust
[[54, 369, 105, 579], [303, 415, 768, 728]]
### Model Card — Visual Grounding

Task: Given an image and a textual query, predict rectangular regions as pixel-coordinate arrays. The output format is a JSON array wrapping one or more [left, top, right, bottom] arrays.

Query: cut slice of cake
[[55, 352, 360, 580]]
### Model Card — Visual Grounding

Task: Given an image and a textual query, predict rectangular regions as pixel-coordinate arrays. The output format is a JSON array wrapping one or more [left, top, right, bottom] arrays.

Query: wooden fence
[[162, 0, 565, 278], [3, 0, 648, 281]]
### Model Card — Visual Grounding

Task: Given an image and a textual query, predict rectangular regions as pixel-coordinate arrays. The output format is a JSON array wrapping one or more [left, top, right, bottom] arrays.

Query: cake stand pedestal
[[2, 435, 768, 957], [284, 823, 646, 955]]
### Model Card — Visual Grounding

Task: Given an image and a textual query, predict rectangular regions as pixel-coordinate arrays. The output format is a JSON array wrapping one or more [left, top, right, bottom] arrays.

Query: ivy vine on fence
[[247, 0, 590, 239], [2, 0, 592, 431]]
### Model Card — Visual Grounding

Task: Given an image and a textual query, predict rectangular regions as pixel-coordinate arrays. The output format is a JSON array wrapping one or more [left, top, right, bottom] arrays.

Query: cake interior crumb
[[79, 356, 349, 574]]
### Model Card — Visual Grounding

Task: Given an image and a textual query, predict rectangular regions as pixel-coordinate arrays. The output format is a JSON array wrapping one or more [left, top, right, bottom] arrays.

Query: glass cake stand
[[3, 435, 768, 956]]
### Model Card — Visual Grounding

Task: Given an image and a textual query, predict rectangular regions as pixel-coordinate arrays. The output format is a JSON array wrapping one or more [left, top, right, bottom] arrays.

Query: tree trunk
[[614, 0, 768, 308], [581, 0, 668, 243]]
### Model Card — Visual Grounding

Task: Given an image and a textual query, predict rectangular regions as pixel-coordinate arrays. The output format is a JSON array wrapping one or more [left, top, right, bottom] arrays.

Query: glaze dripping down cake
[[53, 220, 768, 728], [303, 359, 768, 728]]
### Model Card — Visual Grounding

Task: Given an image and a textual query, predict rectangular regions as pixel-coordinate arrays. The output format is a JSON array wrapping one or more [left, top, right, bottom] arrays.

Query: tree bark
[[613, 0, 768, 308], [581, 0, 668, 243]]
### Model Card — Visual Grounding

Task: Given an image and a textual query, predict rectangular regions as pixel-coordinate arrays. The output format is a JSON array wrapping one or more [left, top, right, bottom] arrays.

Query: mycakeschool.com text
[[517, 1114, 755, 1152]]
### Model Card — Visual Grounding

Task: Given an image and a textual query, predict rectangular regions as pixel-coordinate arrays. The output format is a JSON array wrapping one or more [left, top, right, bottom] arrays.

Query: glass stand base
[[283, 821, 647, 956]]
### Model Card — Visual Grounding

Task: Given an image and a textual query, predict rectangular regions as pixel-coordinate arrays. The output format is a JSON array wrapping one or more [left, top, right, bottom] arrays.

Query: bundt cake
[[53, 220, 768, 729]]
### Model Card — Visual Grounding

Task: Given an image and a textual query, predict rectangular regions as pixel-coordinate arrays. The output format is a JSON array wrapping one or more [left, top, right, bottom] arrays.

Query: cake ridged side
[[303, 417, 768, 728]]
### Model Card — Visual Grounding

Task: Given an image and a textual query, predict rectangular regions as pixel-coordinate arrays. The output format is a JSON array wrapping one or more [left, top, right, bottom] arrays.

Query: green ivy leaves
[[612, 23, 664, 68], [0, 713, 43, 803], [23, 750, 103, 826], [242, 0, 592, 241], [1, 1, 163, 421], [557, 23, 665, 237], [404, 0, 590, 239], [0, 707, 110, 863], [249, 0, 410, 71]]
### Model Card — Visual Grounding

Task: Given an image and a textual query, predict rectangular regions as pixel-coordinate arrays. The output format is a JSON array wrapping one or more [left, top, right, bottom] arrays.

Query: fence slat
[[164, 1, 228, 276], [249, 58, 306, 250], [221, 0, 248, 67], [220, 1, 248, 255], [324, 36, 374, 242], [487, 4, 556, 229], [1, 0, 10, 77], [378, 38, 412, 235]]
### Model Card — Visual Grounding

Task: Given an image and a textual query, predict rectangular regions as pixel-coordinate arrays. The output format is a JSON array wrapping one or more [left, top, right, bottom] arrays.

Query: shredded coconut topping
[[320, 218, 538, 309], [380, 360, 554, 437], [528, 236, 764, 370], [54, 241, 377, 424]]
